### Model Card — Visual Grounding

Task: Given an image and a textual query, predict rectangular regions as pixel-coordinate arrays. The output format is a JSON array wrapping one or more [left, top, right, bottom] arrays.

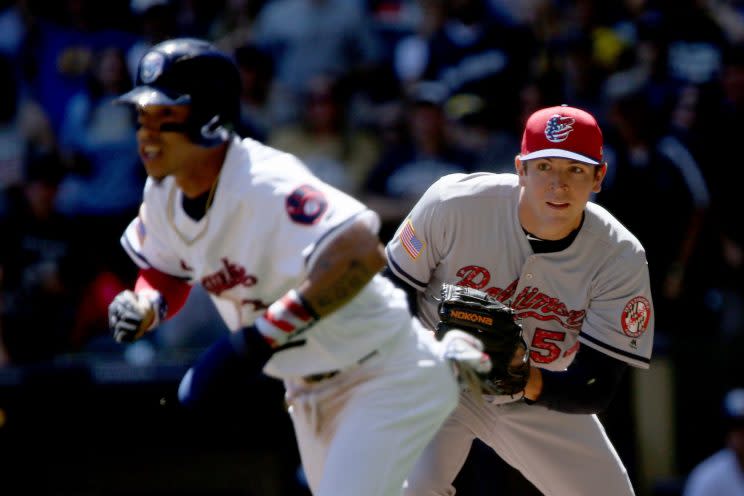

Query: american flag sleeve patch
[[400, 219, 425, 260]]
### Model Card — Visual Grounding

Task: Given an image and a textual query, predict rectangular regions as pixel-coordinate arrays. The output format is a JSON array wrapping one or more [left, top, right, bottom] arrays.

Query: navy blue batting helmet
[[118, 38, 241, 147]]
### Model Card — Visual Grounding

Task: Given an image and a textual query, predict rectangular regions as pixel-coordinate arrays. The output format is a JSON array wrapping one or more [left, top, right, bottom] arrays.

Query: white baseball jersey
[[387, 172, 654, 382], [121, 136, 413, 379]]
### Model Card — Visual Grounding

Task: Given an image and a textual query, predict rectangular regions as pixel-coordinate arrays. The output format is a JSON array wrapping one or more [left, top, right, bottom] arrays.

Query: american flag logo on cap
[[400, 219, 425, 260], [544, 114, 575, 143]]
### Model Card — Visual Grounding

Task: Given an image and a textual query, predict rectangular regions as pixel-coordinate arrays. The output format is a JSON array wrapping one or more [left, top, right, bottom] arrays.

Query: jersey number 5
[[529, 328, 565, 364]]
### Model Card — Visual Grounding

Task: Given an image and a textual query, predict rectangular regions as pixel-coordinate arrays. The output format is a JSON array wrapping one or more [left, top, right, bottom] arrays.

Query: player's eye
[[571, 166, 585, 174], [536, 161, 551, 171]]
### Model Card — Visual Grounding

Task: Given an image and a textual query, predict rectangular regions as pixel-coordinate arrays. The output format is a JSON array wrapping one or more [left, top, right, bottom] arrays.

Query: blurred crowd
[[1, 0, 744, 490]]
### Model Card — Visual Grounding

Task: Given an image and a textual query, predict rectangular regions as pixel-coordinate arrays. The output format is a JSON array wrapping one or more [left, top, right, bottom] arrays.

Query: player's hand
[[439, 329, 493, 391], [108, 289, 159, 343]]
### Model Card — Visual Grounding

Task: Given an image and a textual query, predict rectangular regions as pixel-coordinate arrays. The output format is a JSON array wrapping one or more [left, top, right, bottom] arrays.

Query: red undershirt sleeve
[[134, 268, 191, 319]]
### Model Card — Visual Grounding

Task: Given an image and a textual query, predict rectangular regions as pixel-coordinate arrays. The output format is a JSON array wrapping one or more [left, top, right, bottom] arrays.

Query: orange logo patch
[[450, 310, 493, 326]]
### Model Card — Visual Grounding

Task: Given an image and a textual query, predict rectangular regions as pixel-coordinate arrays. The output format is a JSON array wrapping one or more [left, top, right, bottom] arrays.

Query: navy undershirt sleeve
[[529, 345, 628, 414]]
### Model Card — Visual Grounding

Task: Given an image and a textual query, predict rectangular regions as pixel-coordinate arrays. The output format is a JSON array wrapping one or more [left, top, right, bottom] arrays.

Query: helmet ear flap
[[181, 54, 240, 146]]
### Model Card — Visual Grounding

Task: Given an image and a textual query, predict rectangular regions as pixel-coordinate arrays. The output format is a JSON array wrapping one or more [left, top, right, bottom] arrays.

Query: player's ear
[[515, 156, 527, 185], [592, 163, 608, 193]]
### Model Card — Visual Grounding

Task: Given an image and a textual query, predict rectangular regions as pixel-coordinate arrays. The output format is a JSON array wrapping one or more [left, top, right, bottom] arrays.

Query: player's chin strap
[[200, 115, 232, 143], [158, 114, 233, 147]]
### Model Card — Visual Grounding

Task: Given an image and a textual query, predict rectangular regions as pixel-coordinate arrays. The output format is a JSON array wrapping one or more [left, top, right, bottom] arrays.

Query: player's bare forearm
[[299, 219, 386, 318]]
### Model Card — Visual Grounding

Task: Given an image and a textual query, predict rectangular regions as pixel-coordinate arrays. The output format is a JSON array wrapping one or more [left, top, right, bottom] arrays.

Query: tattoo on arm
[[300, 220, 386, 318], [311, 260, 376, 314]]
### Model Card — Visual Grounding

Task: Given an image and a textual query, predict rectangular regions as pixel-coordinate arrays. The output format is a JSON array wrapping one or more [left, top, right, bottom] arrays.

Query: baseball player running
[[387, 105, 654, 495], [106, 38, 470, 496]]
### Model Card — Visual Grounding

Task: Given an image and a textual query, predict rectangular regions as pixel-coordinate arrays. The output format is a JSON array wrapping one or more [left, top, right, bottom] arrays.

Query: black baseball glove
[[436, 283, 530, 396]]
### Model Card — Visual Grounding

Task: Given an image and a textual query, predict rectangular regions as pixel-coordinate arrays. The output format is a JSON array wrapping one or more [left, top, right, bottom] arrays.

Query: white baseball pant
[[285, 326, 459, 496]]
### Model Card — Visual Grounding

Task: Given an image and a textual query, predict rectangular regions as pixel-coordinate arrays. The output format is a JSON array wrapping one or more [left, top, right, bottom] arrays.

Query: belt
[[303, 370, 341, 383], [302, 350, 379, 384]]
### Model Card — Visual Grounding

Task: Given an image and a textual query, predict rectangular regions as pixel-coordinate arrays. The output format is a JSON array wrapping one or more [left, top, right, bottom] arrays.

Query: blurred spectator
[[599, 87, 710, 338], [659, 0, 729, 86], [486, 0, 544, 27], [209, 0, 266, 53], [126, 0, 179, 81], [706, 43, 744, 379], [363, 80, 474, 234], [601, 6, 679, 123], [268, 73, 381, 194], [444, 91, 519, 172], [708, 0, 744, 44], [530, 2, 631, 117], [599, 85, 719, 477], [252, 0, 384, 123], [234, 42, 277, 142], [418, 0, 536, 118], [0, 52, 55, 189], [367, 0, 426, 63], [54, 45, 144, 329], [660, 82, 718, 302], [0, 151, 88, 364], [392, 0, 447, 86], [174, 0, 222, 38], [557, 32, 608, 117], [0, 0, 31, 59], [21, 0, 137, 132], [683, 388, 744, 496], [56, 45, 143, 221]]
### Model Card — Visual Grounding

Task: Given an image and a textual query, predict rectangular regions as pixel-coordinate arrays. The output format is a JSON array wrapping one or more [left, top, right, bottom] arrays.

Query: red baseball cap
[[519, 105, 604, 165]]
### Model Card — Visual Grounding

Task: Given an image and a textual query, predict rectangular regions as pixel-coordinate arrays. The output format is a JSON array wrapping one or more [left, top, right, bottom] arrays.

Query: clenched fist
[[108, 289, 165, 343]]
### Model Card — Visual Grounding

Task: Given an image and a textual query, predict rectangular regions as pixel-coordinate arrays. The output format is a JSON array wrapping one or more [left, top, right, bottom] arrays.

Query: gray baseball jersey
[[387, 172, 653, 377], [388, 172, 652, 495]]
